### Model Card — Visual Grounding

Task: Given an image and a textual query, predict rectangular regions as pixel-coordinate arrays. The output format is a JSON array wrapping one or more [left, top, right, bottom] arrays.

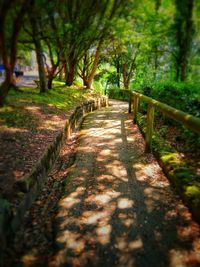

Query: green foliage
[[100, 0, 200, 92], [172, 0, 194, 81], [92, 81, 104, 95], [0, 86, 94, 129], [139, 80, 200, 117], [180, 127, 200, 152], [185, 184, 200, 205], [105, 88, 130, 101], [135, 80, 200, 154]]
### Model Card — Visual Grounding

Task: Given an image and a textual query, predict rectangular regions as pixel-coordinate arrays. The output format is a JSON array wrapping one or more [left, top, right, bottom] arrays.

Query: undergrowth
[[136, 111, 200, 222], [138, 80, 200, 117], [106, 84, 200, 222]]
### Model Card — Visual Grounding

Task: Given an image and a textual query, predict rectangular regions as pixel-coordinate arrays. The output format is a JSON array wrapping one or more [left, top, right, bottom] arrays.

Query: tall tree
[[152, 0, 161, 79], [57, 0, 104, 86], [28, 0, 49, 92], [58, 0, 124, 86], [43, 7, 63, 89], [174, 0, 194, 81], [78, 38, 104, 88], [121, 43, 140, 89], [0, 0, 29, 105], [30, 16, 48, 93]]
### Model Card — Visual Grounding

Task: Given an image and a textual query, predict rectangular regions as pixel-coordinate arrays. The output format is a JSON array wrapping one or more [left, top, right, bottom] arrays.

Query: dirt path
[[3, 100, 200, 267], [51, 100, 200, 267]]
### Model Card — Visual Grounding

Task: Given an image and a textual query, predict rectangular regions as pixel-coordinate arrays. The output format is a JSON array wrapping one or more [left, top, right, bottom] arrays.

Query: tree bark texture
[[0, 1, 27, 105], [35, 45, 48, 92], [116, 60, 121, 88], [0, 69, 16, 106], [30, 14, 48, 93], [80, 39, 103, 89], [65, 56, 76, 86], [175, 0, 194, 81], [122, 63, 129, 89]]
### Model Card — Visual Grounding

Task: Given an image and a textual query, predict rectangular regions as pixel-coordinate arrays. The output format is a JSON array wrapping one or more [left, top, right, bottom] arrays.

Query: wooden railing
[[105, 89, 200, 152]]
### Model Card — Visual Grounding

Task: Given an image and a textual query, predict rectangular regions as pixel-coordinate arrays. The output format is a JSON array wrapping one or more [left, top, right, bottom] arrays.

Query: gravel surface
[[3, 100, 200, 267], [0, 102, 68, 202], [3, 131, 79, 267]]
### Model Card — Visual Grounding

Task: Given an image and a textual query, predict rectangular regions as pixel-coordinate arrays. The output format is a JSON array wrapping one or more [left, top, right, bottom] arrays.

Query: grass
[[7, 86, 92, 109], [0, 86, 96, 129]]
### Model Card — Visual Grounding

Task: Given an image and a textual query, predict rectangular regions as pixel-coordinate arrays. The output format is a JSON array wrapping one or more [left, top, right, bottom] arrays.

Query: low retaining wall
[[0, 96, 108, 253]]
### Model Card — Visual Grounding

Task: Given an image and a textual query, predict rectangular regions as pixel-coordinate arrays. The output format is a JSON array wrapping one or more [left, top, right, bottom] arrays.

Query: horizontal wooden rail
[[132, 91, 200, 134], [132, 91, 200, 151], [105, 88, 200, 151]]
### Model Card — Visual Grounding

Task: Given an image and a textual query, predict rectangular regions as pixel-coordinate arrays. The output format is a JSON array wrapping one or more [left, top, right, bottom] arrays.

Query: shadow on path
[[52, 100, 200, 267]]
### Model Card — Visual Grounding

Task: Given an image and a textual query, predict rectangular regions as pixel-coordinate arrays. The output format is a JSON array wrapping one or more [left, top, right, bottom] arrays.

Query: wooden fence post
[[145, 103, 155, 152], [128, 92, 132, 113], [133, 95, 139, 123]]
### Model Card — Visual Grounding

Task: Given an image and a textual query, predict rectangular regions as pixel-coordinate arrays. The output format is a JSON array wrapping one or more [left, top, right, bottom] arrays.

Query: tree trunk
[[59, 62, 65, 81], [35, 46, 48, 92], [87, 41, 102, 88], [121, 44, 139, 90], [122, 63, 129, 89], [65, 66, 75, 86], [176, 63, 180, 81], [181, 59, 187, 81], [153, 0, 161, 80], [0, 68, 16, 106], [47, 65, 58, 89], [81, 39, 103, 89], [30, 15, 48, 93], [65, 57, 76, 86], [174, 0, 194, 81], [47, 75, 53, 89], [181, 0, 193, 81], [0, 24, 17, 105], [154, 46, 158, 79], [116, 60, 120, 87], [83, 78, 92, 89], [0, 2, 28, 105]]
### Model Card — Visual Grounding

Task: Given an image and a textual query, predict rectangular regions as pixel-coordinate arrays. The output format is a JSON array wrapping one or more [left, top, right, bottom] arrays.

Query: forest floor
[[3, 100, 200, 267], [0, 85, 98, 209], [154, 118, 200, 177]]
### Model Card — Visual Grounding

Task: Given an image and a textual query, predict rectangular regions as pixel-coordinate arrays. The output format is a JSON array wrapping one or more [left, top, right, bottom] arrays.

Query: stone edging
[[0, 96, 108, 252]]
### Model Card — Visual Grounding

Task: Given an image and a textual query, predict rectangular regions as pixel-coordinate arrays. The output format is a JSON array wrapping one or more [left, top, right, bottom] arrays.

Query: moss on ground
[[136, 112, 200, 223]]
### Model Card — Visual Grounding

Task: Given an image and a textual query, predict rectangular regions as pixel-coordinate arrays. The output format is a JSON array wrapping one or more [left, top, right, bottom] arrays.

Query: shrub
[[139, 80, 200, 117], [105, 87, 130, 101]]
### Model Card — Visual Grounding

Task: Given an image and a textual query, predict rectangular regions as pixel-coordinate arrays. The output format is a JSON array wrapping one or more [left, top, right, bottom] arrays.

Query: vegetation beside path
[[0, 84, 101, 202], [0, 85, 95, 128], [0, 83, 108, 265], [107, 89, 200, 224], [3, 100, 200, 267]]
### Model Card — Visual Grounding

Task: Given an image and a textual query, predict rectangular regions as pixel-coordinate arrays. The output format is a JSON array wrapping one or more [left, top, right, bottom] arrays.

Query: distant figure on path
[[14, 64, 23, 81]]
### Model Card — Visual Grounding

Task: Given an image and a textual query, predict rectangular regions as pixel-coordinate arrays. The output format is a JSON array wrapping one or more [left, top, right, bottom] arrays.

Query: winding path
[[52, 100, 200, 267]]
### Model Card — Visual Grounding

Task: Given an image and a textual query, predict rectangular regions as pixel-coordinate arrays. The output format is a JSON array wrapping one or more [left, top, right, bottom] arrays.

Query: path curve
[[52, 100, 200, 267]]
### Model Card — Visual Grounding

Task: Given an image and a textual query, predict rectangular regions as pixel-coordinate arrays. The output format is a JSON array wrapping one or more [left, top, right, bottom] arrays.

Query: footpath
[[4, 100, 200, 267]]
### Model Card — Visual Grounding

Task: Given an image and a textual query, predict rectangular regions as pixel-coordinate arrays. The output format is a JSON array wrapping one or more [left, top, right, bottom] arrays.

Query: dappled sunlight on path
[[52, 100, 200, 267]]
